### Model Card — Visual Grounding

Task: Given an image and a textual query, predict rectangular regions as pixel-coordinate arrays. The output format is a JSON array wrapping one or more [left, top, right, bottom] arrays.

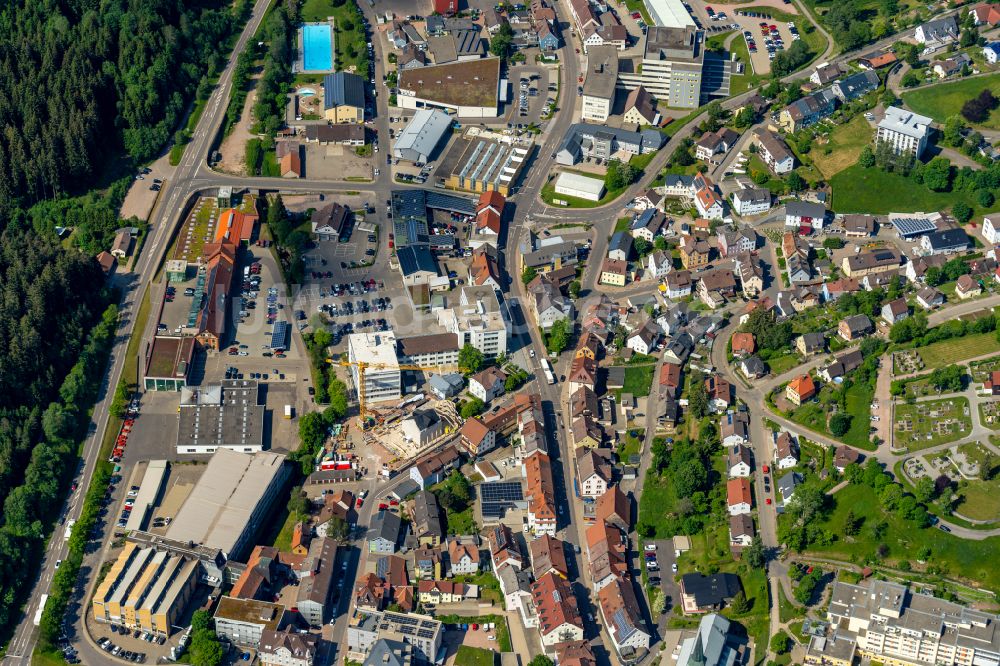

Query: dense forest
[[0, 231, 111, 629], [0, 0, 249, 206], [0, 0, 255, 640]]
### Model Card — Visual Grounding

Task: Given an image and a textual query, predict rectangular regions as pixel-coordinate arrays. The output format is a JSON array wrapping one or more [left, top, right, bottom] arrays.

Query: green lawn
[[842, 383, 876, 449], [830, 164, 999, 216], [270, 508, 299, 551], [446, 507, 476, 535], [630, 150, 659, 173], [919, 332, 1000, 368], [453, 571, 503, 606], [637, 469, 679, 539], [618, 428, 644, 461], [894, 397, 972, 451], [808, 115, 874, 179], [454, 646, 495, 666], [614, 216, 632, 233], [902, 74, 1000, 130], [806, 483, 1000, 591], [955, 478, 1000, 522], [765, 352, 801, 376], [727, 33, 762, 95], [622, 365, 655, 397]]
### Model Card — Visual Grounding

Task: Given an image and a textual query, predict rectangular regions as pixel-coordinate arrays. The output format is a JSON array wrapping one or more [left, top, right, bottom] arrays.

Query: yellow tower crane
[[329, 358, 455, 428]]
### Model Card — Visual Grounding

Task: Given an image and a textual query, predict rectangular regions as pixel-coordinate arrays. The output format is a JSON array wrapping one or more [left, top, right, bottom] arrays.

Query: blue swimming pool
[[302, 24, 332, 72]]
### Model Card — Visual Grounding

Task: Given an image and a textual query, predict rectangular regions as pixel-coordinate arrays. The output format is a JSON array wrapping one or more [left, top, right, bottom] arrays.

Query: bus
[[540, 359, 555, 385], [33, 594, 47, 626]]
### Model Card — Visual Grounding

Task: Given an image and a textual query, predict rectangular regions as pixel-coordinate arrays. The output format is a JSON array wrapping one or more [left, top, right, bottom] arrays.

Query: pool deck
[[296, 19, 336, 74]]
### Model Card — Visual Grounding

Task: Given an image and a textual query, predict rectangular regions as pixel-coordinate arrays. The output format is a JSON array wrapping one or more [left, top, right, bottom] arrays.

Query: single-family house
[[739, 355, 767, 380], [917, 287, 945, 310], [469, 367, 507, 403], [796, 332, 825, 356], [729, 513, 755, 547], [731, 332, 755, 358], [839, 314, 873, 341], [774, 432, 799, 469], [881, 298, 909, 325], [726, 478, 752, 516], [721, 410, 750, 448], [727, 445, 752, 478], [785, 375, 816, 405], [956, 274, 982, 300]]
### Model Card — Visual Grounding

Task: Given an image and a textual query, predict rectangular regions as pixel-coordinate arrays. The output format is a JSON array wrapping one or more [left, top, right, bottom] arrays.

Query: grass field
[[894, 397, 972, 451], [955, 477, 1000, 522], [809, 115, 874, 178], [831, 163, 1000, 216], [902, 74, 1000, 130], [618, 428, 644, 461], [807, 483, 1000, 590], [920, 332, 1000, 368], [766, 352, 801, 376], [455, 646, 495, 666], [622, 365, 655, 397], [842, 383, 876, 448]]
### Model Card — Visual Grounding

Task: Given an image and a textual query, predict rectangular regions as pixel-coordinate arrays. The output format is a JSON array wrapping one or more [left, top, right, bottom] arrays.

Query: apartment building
[[877, 107, 932, 158], [618, 26, 705, 108], [347, 331, 401, 403], [755, 130, 794, 175], [807, 579, 1000, 666], [436, 285, 508, 358], [524, 450, 557, 536], [214, 597, 285, 648], [582, 46, 619, 122]]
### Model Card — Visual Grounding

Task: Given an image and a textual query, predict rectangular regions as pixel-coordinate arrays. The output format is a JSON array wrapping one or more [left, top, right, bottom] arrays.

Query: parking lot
[[506, 66, 550, 125], [732, 7, 802, 76]]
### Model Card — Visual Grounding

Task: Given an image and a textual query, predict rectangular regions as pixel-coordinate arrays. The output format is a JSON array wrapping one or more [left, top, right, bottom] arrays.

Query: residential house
[[679, 573, 742, 614], [623, 85, 658, 126], [368, 511, 404, 554], [956, 274, 982, 300], [571, 414, 603, 449], [933, 53, 972, 78], [777, 471, 803, 503], [626, 320, 660, 355], [695, 128, 740, 163], [698, 269, 738, 308], [417, 580, 477, 606], [732, 187, 772, 216], [665, 270, 693, 298], [679, 236, 711, 269], [920, 228, 970, 255], [721, 410, 750, 448], [447, 539, 481, 576], [568, 355, 598, 395], [460, 418, 497, 457], [717, 227, 757, 257], [525, 451, 557, 536], [488, 524, 524, 571], [831, 70, 880, 102], [633, 189, 663, 212], [586, 520, 628, 591], [984, 216, 1000, 244], [595, 486, 631, 532], [577, 447, 612, 497], [838, 314, 873, 340], [740, 355, 767, 380], [727, 445, 752, 478], [971, 3, 1000, 26], [731, 332, 755, 358], [810, 62, 845, 86], [833, 445, 861, 474], [796, 333, 825, 356], [705, 376, 732, 413], [881, 298, 909, 325], [659, 362, 682, 397], [859, 52, 898, 70], [529, 534, 570, 580], [259, 627, 317, 666], [985, 41, 1000, 64], [647, 250, 673, 280], [841, 214, 877, 237], [819, 349, 864, 383], [729, 513, 755, 547], [842, 248, 902, 278], [608, 231, 633, 261], [785, 200, 828, 232], [695, 182, 725, 220], [663, 174, 696, 198], [631, 209, 669, 242], [914, 16, 959, 45], [528, 278, 575, 329], [411, 491, 445, 547], [726, 478, 752, 516], [906, 254, 947, 283], [917, 287, 945, 310], [779, 88, 837, 132], [599, 578, 652, 656], [774, 432, 799, 469], [785, 375, 817, 405], [877, 106, 932, 158], [531, 571, 584, 646], [755, 130, 795, 174], [575, 331, 602, 361], [469, 367, 507, 403], [600, 259, 628, 287]]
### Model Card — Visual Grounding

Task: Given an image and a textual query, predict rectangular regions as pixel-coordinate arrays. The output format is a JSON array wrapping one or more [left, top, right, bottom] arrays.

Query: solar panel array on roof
[[392, 190, 428, 222], [891, 216, 938, 237], [270, 321, 289, 350], [481, 481, 524, 519], [424, 190, 476, 215], [614, 608, 637, 640]]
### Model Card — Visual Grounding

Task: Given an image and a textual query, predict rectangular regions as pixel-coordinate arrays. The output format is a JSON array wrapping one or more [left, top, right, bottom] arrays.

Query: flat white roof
[[165, 449, 286, 557], [125, 460, 168, 532], [645, 0, 695, 28], [879, 106, 932, 139], [347, 330, 399, 366], [555, 171, 607, 196]]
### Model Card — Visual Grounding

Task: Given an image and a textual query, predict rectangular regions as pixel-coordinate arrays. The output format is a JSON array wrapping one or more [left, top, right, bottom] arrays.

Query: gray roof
[[777, 471, 803, 498], [323, 72, 366, 110], [879, 106, 932, 139], [397, 245, 438, 276], [924, 228, 970, 251], [609, 231, 633, 256], [368, 510, 404, 546], [364, 639, 412, 666], [583, 45, 619, 100], [412, 490, 445, 540], [832, 70, 879, 101], [429, 373, 464, 396], [785, 200, 827, 219], [559, 122, 664, 159], [394, 109, 453, 162], [677, 613, 741, 666], [919, 15, 959, 41]]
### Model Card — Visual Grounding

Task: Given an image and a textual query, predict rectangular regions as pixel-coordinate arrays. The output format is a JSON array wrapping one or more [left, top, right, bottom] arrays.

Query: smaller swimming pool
[[302, 24, 333, 72], [299, 88, 316, 97]]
